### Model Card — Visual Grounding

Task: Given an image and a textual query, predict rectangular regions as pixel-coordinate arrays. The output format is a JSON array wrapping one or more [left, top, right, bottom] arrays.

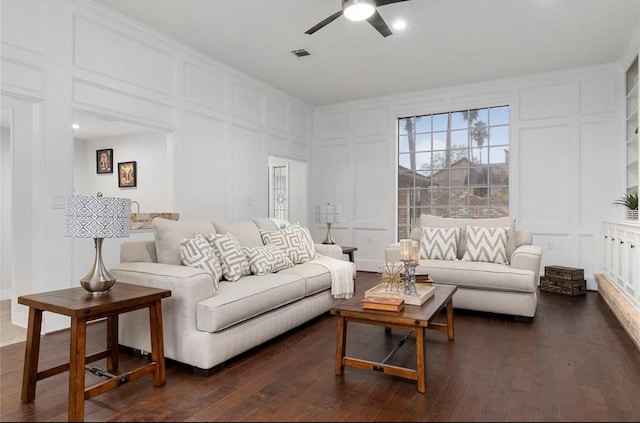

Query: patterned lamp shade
[[316, 203, 343, 224], [65, 194, 131, 239]]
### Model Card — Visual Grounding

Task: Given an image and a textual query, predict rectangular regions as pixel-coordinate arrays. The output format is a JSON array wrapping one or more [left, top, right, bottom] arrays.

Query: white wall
[[1, 0, 313, 331], [311, 66, 626, 291], [0, 124, 11, 299]]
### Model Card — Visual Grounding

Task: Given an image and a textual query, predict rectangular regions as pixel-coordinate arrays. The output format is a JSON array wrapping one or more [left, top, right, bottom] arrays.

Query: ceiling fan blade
[[376, 0, 411, 6], [305, 10, 344, 35], [367, 9, 392, 37]]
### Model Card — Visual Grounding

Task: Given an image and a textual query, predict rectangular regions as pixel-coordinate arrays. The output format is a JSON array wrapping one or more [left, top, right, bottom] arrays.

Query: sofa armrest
[[385, 242, 401, 263], [111, 262, 216, 334], [510, 245, 543, 280], [315, 243, 344, 260]]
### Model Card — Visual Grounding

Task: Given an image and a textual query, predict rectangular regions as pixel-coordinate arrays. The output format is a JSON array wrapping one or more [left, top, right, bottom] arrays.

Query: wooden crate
[[544, 265, 584, 281], [540, 276, 586, 296]]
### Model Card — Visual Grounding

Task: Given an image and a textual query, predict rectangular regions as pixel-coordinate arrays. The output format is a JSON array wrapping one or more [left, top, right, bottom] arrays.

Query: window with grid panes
[[397, 106, 510, 240]]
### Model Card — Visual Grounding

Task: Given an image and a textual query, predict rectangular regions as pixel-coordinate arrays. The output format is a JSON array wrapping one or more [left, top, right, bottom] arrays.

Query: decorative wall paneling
[[1, 0, 313, 333], [312, 67, 622, 282]]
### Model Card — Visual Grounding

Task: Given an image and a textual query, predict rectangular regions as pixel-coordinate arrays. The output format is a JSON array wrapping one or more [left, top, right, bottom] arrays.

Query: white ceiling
[[91, 0, 639, 106]]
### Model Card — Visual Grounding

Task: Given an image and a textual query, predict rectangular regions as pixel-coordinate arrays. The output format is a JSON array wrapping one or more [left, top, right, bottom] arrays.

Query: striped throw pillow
[[205, 232, 251, 281], [243, 245, 294, 275], [260, 227, 311, 264], [179, 234, 222, 290], [420, 227, 460, 261], [461, 226, 509, 265]]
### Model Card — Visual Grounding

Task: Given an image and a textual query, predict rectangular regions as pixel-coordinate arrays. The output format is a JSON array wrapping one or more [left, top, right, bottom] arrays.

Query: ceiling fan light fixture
[[343, 0, 376, 22]]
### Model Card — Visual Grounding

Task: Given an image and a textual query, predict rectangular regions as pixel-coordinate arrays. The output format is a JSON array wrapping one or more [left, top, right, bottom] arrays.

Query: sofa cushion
[[206, 233, 251, 282], [179, 234, 223, 290], [462, 226, 509, 265], [212, 220, 264, 247], [417, 259, 536, 293], [152, 217, 216, 265], [243, 245, 293, 276], [196, 273, 306, 332], [419, 227, 459, 261], [277, 262, 332, 296], [419, 214, 516, 259], [260, 226, 311, 264]]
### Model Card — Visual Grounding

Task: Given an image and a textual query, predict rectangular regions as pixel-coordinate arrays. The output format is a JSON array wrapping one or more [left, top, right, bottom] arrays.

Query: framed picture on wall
[[96, 149, 113, 174], [118, 161, 137, 188]]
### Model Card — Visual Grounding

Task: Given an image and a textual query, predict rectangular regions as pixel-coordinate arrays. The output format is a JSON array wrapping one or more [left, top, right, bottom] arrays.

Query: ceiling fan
[[305, 0, 411, 38]]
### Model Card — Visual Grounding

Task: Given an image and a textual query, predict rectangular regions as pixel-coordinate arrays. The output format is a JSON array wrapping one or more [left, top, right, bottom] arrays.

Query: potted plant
[[614, 191, 639, 220]]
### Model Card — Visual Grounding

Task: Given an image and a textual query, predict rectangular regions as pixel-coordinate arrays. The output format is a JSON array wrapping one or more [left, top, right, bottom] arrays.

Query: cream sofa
[[385, 215, 542, 320], [111, 217, 354, 374]]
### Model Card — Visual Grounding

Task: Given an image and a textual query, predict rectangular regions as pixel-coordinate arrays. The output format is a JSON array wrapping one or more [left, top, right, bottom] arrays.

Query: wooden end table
[[331, 283, 456, 393], [18, 282, 171, 422], [341, 246, 357, 264]]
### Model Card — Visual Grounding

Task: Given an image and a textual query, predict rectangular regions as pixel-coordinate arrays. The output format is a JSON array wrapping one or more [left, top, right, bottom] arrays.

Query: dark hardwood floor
[[2, 271, 640, 422]]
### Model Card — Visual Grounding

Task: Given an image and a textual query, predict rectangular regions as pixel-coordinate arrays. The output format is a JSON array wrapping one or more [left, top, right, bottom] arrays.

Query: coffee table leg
[[21, 307, 42, 403], [68, 317, 86, 422], [416, 327, 426, 393], [335, 316, 346, 375], [446, 298, 455, 341]]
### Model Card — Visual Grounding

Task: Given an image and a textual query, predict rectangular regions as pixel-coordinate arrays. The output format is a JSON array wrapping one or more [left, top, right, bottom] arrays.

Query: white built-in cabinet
[[626, 55, 639, 199], [602, 221, 640, 310]]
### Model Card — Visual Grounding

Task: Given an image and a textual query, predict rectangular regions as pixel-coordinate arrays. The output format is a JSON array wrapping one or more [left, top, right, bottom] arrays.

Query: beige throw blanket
[[312, 254, 355, 299]]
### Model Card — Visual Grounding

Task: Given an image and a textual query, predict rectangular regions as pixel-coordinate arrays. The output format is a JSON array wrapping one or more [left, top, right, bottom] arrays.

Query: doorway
[[267, 155, 307, 226]]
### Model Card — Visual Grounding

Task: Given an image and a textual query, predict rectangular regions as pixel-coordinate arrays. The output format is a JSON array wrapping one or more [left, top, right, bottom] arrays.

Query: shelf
[[626, 81, 638, 100]]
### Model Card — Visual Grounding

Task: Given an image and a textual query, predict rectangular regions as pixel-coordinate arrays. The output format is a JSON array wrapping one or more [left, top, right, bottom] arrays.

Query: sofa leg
[[192, 362, 226, 376], [514, 315, 534, 323]]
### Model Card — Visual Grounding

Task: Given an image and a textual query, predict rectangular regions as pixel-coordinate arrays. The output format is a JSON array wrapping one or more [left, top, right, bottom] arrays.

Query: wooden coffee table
[[331, 283, 457, 393]]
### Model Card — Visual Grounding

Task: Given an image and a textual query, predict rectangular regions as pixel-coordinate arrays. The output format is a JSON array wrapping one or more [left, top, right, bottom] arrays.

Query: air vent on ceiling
[[291, 49, 310, 57]]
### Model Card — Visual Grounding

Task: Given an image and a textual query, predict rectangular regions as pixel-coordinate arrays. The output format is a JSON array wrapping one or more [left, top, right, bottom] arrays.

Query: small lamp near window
[[65, 193, 131, 295], [316, 202, 342, 245]]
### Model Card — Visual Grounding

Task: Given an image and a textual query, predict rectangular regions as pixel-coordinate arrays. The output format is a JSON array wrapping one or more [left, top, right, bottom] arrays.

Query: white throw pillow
[[259, 226, 311, 264], [461, 226, 509, 265], [420, 227, 460, 261], [243, 245, 294, 275], [179, 234, 222, 290], [205, 232, 251, 281]]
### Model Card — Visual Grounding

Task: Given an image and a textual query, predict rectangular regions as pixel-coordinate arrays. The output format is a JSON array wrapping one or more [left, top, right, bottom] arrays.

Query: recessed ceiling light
[[393, 19, 407, 30], [72, 123, 80, 130]]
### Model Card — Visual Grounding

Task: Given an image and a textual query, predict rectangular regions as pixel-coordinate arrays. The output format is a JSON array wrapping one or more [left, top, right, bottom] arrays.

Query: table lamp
[[65, 193, 131, 295], [316, 202, 342, 244]]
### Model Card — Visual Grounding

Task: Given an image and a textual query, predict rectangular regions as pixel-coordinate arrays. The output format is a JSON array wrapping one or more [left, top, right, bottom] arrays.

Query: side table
[[341, 246, 357, 264], [18, 282, 171, 422]]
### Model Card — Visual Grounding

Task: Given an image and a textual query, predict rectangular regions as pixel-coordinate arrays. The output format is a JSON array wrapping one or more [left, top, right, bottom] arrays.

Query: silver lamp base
[[322, 222, 336, 245], [80, 238, 116, 296]]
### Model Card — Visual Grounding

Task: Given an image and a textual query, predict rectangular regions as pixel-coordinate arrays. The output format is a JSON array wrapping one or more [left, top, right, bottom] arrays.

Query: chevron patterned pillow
[[259, 227, 311, 264], [243, 245, 294, 275], [461, 226, 509, 265], [205, 232, 251, 281], [179, 234, 222, 290], [419, 227, 460, 260]]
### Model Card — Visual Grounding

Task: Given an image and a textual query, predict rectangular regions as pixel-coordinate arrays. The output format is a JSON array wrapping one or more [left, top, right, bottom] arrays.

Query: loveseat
[[111, 217, 354, 374], [385, 214, 542, 320]]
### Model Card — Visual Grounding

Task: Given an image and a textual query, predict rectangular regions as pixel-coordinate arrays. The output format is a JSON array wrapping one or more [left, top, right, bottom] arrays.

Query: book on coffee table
[[361, 297, 405, 312], [364, 283, 435, 306]]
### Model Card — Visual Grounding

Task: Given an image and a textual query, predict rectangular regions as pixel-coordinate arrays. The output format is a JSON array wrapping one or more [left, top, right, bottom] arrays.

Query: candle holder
[[400, 259, 419, 296]]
